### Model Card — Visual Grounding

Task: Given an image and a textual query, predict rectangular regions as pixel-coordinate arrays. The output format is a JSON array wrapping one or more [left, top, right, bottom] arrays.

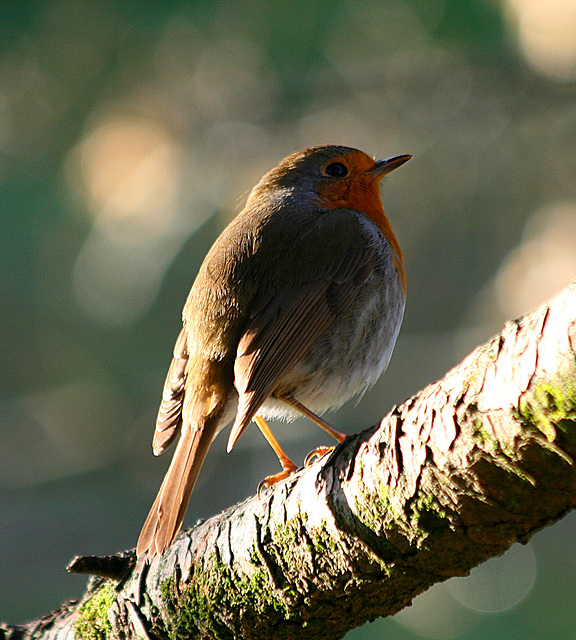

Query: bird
[[136, 145, 411, 561]]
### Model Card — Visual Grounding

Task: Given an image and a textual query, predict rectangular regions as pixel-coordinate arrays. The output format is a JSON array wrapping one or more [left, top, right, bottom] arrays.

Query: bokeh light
[[447, 542, 537, 613], [495, 200, 576, 319], [506, 0, 576, 81], [391, 543, 536, 638], [393, 581, 480, 639], [68, 117, 190, 325]]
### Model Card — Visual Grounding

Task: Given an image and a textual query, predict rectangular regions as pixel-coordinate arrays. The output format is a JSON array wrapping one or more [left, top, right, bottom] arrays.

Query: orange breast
[[317, 156, 406, 292]]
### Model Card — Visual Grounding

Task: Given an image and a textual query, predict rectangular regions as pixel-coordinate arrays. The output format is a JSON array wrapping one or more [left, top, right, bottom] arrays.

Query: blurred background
[[2, 0, 576, 637]]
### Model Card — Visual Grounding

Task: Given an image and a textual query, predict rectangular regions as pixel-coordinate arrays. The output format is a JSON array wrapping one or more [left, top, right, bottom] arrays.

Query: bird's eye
[[323, 162, 349, 178]]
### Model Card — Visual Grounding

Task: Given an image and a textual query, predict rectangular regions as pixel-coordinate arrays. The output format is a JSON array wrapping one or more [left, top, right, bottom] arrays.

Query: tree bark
[[3, 281, 576, 640]]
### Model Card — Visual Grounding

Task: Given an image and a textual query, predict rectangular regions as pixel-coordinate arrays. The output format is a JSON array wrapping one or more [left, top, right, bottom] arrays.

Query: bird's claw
[[304, 445, 335, 468], [257, 463, 298, 498]]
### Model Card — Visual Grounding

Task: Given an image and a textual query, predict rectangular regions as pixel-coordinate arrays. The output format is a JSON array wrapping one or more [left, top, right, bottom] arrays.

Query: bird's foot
[[304, 445, 335, 467], [257, 460, 298, 498]]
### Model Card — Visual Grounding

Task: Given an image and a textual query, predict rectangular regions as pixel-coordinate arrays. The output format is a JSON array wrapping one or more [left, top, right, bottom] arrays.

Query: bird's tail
[[136, 414, 218, 561]]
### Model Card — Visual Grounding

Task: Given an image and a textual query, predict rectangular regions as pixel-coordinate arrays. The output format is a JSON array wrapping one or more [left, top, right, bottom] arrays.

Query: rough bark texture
[[3, 281, 576, 640]]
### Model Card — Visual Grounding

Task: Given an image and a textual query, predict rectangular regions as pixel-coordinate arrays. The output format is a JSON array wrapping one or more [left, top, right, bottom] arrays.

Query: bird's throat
[[318, 182, 406, 293]]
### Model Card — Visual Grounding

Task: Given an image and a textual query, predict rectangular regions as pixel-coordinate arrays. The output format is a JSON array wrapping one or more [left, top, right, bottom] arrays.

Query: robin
[[136, 145, 411, 561]]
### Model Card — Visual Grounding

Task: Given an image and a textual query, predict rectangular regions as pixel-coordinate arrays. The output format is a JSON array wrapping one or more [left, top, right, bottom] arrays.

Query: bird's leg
[[275, 392, 346, 466], [276, 392, 346, 441], [254, 415, 298, 496]]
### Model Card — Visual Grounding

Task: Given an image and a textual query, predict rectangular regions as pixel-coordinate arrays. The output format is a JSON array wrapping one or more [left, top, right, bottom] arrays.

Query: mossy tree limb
[[3, 281, 576, 640]]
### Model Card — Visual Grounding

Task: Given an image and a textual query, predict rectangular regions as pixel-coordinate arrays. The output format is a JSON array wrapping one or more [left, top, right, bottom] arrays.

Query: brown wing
[[152, 326, 188, 455], [227, 242, 375, 450]]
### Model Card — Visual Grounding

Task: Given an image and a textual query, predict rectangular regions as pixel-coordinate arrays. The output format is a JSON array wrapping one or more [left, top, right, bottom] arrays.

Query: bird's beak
[[367, 154, 412, 178]]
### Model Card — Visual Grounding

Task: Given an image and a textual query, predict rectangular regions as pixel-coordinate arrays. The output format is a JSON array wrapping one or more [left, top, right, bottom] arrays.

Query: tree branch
[[3, 281, 576, 640]]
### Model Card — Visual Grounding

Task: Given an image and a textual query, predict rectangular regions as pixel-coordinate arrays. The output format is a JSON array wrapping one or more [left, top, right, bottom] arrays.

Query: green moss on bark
[[75, 583, 115, 640]]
